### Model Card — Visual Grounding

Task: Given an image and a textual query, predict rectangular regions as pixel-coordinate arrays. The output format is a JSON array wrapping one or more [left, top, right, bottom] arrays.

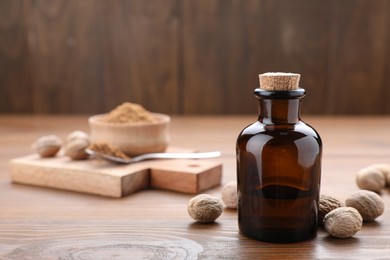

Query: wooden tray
[[9, 150, 222, 198]]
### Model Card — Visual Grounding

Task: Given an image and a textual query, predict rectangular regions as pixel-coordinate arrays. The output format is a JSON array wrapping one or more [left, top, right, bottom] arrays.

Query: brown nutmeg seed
[[64, 131, 90, 160], [362, 163, 390, 187], [323, 207, 363, 238], [319, 194, 343, 225], [221, 181, 237, 209], [32, 135, 62, 157], [64, 138, 90, 160], [356, 166, 386, 192], [66, 130, 90, 143], [187, 194, 223, 223], [345, 190, 384, 222]]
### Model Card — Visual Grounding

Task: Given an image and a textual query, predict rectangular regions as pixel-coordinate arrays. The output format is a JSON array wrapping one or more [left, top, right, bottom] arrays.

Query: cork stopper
[[259, 72, 301, 91]]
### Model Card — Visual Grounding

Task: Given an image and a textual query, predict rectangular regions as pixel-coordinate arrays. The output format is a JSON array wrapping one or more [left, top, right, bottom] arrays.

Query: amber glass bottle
[[236, 75, 322, 243]]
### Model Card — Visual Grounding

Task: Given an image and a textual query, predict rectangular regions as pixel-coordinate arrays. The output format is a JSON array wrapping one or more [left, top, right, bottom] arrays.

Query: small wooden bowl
[[88, 113, 170, 156]]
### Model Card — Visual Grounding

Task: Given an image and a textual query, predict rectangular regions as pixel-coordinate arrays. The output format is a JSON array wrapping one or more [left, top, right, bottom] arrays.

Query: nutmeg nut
[[323, 207, 363, 238], [345, 190, 384, 222], [221, 181, 237, 209], [32, 135, 62, 157], [187, 194, 223, 223], [319, 194, 343, 225], [66, 130, 90, 143], [64, 138, 90, 160], [356, 166, 386, 192], [64, 131, 90, 160], [362, 163, 390, 187]]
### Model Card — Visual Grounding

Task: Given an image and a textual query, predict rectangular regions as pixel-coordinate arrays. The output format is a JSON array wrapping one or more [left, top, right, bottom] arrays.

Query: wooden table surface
[[1, 115, 390, 259]]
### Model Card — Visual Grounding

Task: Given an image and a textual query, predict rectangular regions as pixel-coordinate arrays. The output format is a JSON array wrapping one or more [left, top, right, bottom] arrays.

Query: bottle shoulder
[[296, 121, 322, 141], [237, 121, 322, 145]]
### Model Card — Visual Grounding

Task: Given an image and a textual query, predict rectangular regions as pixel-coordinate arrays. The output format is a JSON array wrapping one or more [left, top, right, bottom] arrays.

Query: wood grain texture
[[100, 0, 179, 114], [0, 0, 32, 113], [257, 0, 331, 114], [0, 1, 390, 114], [9, 154, 149, 197], [9, 153, 222, 197], [150, 159, 222, 193], [182, 0, 260, 114], [1, 115, 390, 259], [26, 0, 105, 113], [1, 219, 390, 259], [326, 0, 389, 114]]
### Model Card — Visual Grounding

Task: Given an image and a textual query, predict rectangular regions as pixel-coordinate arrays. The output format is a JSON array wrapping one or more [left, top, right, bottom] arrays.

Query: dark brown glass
[[236, 88, 322, 243]]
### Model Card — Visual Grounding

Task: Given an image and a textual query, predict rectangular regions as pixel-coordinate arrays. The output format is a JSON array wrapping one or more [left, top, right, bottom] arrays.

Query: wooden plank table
[[1, 115, 390, 259]]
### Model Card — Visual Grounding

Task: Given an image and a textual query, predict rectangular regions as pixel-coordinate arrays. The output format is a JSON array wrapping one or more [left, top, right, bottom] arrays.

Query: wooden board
[[8, 153, 222, 198]]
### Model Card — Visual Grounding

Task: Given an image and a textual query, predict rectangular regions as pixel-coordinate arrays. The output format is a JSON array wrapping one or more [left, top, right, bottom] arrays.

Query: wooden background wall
[[1, 0, 390, 115]]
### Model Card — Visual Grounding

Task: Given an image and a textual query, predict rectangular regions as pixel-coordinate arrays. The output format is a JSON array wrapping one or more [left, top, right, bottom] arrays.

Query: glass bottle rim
[[254, 88, 305, 99]]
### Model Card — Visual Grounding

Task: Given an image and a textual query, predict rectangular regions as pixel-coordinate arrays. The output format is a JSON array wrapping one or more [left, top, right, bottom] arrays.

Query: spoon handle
[[86, 149, 221, 164]]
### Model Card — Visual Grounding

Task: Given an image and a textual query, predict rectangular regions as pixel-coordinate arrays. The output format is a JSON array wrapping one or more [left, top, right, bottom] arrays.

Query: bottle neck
[[254, 88, 305, 125], [258, 98, 301, 125]]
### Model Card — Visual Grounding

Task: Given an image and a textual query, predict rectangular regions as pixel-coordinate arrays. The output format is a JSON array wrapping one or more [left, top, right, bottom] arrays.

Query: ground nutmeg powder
[[88, 142, 130, 159], [103, 102, 157, 123]]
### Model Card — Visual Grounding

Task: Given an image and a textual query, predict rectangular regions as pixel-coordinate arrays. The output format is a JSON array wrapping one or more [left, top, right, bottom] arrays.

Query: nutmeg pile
[[301, 162, 389, 239], [32, 131, 91, 160], [320, 190, 384, 238], [188, 163, 388, 241]]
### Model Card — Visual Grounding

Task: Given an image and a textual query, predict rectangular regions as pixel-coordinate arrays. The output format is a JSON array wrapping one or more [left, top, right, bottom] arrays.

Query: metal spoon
[[85, 149, 221, 164]]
